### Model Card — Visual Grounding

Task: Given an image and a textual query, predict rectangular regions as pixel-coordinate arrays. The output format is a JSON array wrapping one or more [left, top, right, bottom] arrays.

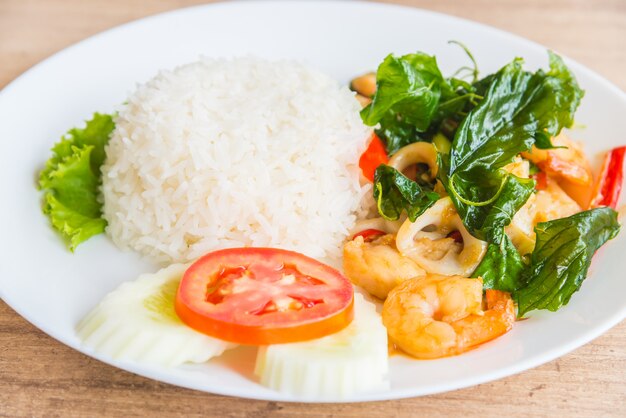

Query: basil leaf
[[373, 165, 439, 222], [363, 49, 486, 156], [470, 174, 535, 240], [516, 207, 620, 316], [440, 159, 536, 240], [449, 53, 583, 176], [472, 235, 527, 292], [361, 53, 446, 130], [375, 113, 425, 156], [442, 52, 582, 242], [38, 113, 115, 250], [465, 175, 535, 293]]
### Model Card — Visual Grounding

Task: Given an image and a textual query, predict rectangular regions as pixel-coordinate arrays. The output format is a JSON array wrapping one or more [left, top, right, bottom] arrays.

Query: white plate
[[1, 0, 625, 403]]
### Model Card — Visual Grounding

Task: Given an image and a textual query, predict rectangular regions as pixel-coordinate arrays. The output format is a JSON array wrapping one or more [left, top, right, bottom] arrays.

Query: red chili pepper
[[359, 133, 389, 182], [590, 146, 626, 209], [352, 229, 386, 242], [531, 170, 548, 191], [446, 230, 463, 244]]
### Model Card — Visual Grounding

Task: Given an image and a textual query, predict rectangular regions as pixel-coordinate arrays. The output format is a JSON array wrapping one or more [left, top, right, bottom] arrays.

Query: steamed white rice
[[101, 57, 371, 264]]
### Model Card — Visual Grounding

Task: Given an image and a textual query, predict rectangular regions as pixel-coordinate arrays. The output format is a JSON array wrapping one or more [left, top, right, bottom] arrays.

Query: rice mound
[[101, 57, 371, 264]]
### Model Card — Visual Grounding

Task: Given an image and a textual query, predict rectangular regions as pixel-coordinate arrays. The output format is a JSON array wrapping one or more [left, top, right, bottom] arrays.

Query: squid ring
[[388, 142, 438, 179], [395, 197, 487, 276]]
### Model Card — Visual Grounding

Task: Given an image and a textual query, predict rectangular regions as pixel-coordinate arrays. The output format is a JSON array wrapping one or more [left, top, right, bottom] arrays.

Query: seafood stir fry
[[37, 49, 623, 400], [346, 49, 623, 359]]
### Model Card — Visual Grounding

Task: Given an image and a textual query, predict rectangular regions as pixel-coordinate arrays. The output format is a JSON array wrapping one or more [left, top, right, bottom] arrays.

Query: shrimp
[[382, 274, 515, 359], [505, 175, 582, 255], [522, 133, 593, 207], [343, 234, 425, 300], [523, 134, 592, 185]]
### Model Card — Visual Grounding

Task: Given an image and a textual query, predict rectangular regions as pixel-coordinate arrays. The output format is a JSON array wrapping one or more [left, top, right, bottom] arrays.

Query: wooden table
[[1, 1, 625, 416]]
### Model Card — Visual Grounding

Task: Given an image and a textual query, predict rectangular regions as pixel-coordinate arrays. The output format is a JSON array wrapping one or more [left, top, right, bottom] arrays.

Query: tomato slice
[[175, 248, 354, 345], [359, 133, 389, 182]]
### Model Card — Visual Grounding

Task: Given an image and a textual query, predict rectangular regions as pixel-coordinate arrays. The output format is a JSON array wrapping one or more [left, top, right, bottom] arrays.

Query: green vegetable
[[468, 176, 535, 293], [373, 165, 439, 222], [473, 236, 527, 293], [449, 53, 582, 177], [443, 52, 584, 296], [447, 40, 479, 84], [361, 51, 482, 156], [360, 53, 446, 130], [38, 113, 115, 250], [375, 114, 425, 156], [516, 208, 620, 316], [445, 53, 583, 237]]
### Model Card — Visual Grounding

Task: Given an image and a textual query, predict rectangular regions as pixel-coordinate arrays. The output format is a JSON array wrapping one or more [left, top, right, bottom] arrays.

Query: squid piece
[[505, 194, 537, 256], [505, 177, 582, 255], [388, 142, 439, 180], [395, 197, 488, 276]]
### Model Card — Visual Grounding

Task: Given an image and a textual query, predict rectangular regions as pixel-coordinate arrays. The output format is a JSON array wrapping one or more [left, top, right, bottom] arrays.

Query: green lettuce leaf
[[516, 207, 620, 316], [373, 165, 440, 222], [38, 113, 115, 250]]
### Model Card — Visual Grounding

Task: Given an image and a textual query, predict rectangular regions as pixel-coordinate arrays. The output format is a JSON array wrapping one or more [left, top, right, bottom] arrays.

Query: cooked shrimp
[[350, 72, 377, 97], [523, 134, 592, 185], [343, 234, 425, 300], [382, 274, 515, 359], [522, 133, 593, 207]]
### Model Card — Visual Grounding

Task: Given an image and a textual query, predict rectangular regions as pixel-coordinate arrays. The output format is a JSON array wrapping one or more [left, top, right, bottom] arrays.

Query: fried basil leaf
[[361, 53, 446, 130], [374, 113, 425, 156], [449, 53, 583, 176], [467, 175, 535, 293], [516, 208, 620, 316], [472, 235, 527, 293], [362, 52, 482, 156], [443, 52, 583, 241], [373, 165, 439, 222]]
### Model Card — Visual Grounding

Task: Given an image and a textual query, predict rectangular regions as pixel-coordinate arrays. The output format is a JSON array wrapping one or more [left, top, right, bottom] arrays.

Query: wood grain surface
[[1, 1, 625, 417]]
